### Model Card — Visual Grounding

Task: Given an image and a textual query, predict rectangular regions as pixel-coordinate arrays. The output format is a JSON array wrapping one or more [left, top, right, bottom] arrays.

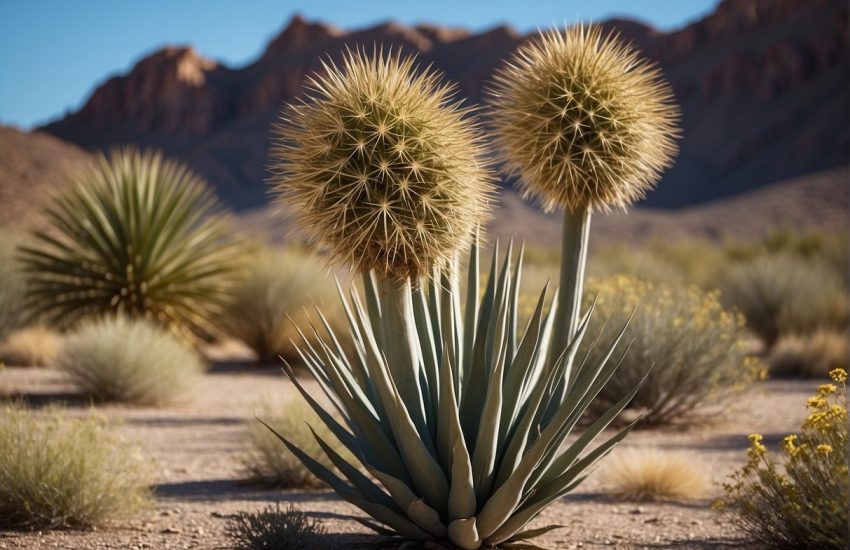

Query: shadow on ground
[[154, 479, 344, 503], [3, 390, 92, 408]]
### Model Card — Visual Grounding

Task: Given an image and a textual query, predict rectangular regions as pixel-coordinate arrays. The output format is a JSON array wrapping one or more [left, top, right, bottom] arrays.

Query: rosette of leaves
[[18, 149, 243, 341]]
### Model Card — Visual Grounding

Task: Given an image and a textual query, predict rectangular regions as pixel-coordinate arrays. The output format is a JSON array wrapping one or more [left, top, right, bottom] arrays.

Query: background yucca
[[269, 48, 493, 280], [18, 149, 243, 341], [223, 247, 343, 364]]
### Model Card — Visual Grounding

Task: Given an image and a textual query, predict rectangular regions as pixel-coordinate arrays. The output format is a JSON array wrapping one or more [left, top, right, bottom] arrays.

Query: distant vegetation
[[57, 316, 204, 405], [242, 400, 344, 488], [223, 248, 344, 364], [581, 275, 759, 426]]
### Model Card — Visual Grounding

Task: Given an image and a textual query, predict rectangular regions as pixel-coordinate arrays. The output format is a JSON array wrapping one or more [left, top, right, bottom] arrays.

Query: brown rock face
[[42, 0, 849, 210], [69, 47, 226, 144]]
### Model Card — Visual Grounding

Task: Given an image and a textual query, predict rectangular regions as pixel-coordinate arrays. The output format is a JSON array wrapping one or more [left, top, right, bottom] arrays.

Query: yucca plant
[[264, 42, 674, 549], [17, 149, 243, 341]]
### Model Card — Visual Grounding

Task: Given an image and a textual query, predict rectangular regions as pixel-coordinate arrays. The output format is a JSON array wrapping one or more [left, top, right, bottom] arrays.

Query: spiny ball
[[269, 48, 493, 279], [487, 25, 680, 213]]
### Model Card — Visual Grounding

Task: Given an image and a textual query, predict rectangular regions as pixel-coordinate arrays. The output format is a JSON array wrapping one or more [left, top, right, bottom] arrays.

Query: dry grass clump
[[0, 405, 150, 530], [225, 504, 326, 550], [602, 447, 709, 501], [223, 248, 342, 364], [769, 330, 849, 378], [582, 275, 760, 426], [718, 369, 849, 548], [242, 400, 343, 488], [721, 254, 849, 348], [0, 325, 62, 367], [57, 316, 204, 405], [0, 230, 27, 341]]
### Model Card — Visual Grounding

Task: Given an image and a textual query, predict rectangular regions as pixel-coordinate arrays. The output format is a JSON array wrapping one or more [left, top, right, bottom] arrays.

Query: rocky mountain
[[0, 126, 93, 228], [42, 0, 849, 210]]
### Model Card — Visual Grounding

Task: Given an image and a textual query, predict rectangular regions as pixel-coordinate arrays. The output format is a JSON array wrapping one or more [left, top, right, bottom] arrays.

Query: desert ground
[[0, 352, 818, 550]]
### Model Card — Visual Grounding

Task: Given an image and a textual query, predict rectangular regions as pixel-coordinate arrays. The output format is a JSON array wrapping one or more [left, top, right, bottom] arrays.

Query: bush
[[57, 316, 204, 405], [602, 447, 709, 501], [225, 504, 326, 550], [769, 330, 849, 378], [581, 275, 760, 426], [242, 400, 344, 488], [0, 231, 27, 341], [223, 249, 341, 364], [0, 325, 63, 367], [17, 149, 243, 342], [721, 254, 849, 348], [0, 405, 150, 530], [717, 369, 849, 548]]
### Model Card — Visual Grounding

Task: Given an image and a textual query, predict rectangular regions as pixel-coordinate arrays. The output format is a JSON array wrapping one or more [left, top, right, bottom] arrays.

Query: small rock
[[629, 507, 644, 514], [644, 516, 660, 524], [161, 527, 181, 535]]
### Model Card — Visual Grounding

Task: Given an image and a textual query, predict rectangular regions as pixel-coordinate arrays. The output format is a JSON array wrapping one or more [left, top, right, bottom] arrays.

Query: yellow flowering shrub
[[581, 275, 761, 426], [717, 369, 849, 548]]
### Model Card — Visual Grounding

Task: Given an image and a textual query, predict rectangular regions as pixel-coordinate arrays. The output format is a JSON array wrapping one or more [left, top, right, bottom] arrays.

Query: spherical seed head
[[269, 48, 493, 279], [487, 25, 680, 213]]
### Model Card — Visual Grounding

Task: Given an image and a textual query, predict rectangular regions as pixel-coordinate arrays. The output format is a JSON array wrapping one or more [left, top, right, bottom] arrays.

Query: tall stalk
[[549, 208, 591, 369], [374, 274, 427, 428]]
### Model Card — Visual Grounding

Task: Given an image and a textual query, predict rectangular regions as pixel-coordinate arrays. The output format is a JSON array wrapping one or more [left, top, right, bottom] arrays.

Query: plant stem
[[374, 274, 428, 428], [549, 207, 592, 374]]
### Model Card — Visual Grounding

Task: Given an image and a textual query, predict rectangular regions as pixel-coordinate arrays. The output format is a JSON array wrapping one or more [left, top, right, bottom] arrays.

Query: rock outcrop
[[42, 0, 849, 210]]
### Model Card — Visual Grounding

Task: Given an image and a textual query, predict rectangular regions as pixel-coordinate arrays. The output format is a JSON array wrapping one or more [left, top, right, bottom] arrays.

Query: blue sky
[[0, 1, 718, 129]]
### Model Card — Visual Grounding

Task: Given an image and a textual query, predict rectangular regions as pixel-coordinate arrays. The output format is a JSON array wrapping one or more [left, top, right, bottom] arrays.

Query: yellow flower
[[816, 444, 833, 455], [781, 435, 798, 456], [747, 433, 766, 459], [830, 368, 848, 383], [807, 396, 827, 409], [817, 384, 838, 396]]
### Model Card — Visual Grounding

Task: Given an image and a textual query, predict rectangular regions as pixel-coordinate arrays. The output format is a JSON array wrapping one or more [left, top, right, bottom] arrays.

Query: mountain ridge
[[40, 0, 850, 211]]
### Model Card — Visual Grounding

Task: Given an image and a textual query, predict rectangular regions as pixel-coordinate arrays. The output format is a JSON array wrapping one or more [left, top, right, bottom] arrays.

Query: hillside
[[0, 126, 93, 228], [0, 125, 845, 245], [237, 167, 850, 247], [40, 0, 849, 211]]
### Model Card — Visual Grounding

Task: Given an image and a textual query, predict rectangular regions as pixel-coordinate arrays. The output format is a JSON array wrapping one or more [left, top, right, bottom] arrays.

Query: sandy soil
[[0, 363, 818, 550]]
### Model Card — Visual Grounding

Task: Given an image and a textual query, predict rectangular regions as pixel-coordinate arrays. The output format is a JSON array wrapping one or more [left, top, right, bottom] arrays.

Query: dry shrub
[[718, 369, 849, 548], [57, 316, 204, 405], [0, 405, 150, 530], [721, 254, 849, 348], [582, 275, 760, 426], [769, 330, 849, 378], [602, 447, 709, 501], [225, 504, 326, 550], [242, 400, 344, 488], [223, 248, 343, 364], [0, 231, 27, 341], [0, 325, 62, 367]]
